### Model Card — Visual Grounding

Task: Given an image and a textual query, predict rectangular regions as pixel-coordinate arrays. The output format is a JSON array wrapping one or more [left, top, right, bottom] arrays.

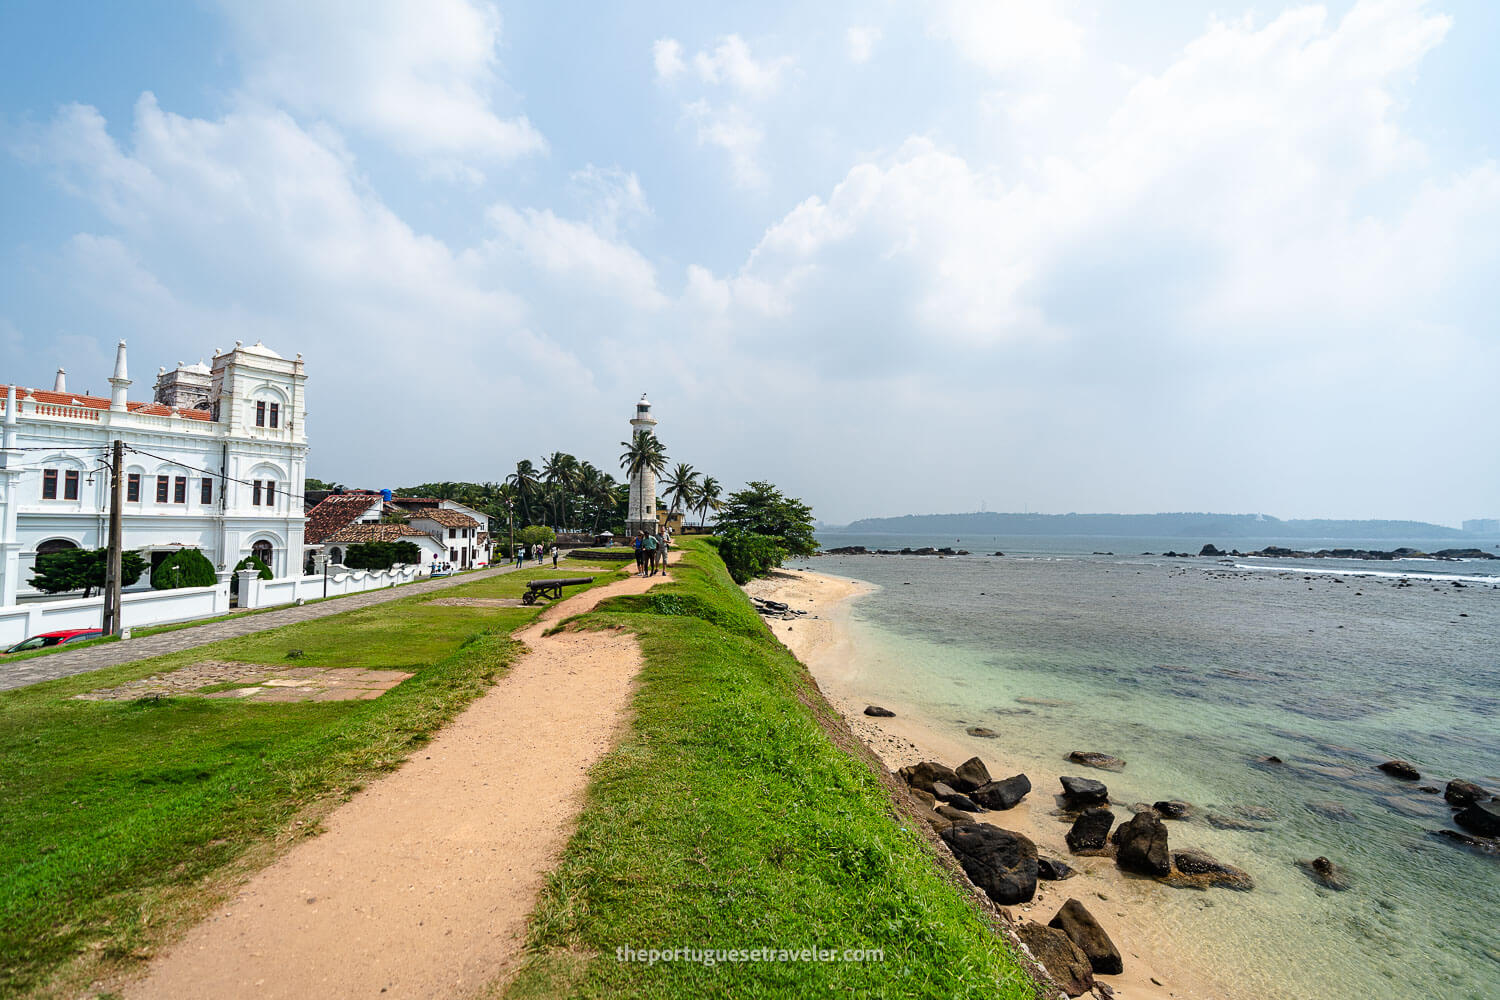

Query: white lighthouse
[[626, 394, 659, 535]]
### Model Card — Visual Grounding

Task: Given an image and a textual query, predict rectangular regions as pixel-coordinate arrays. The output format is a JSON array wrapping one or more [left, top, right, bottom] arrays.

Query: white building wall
[[0, 341, 309, 604]]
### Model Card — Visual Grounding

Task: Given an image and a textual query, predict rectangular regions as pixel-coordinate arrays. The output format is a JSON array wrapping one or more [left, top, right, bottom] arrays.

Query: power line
[[123, 445, 309, 504]]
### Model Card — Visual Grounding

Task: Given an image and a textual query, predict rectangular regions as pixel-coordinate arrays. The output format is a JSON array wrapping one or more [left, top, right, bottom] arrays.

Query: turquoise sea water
[[812, 538, 1500, 1000]]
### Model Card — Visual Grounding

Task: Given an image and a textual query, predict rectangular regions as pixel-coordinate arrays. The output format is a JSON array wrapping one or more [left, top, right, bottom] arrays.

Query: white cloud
[[568, 164, 652, 237], [486, 204, 667, 311], [653, 34, 790, 98], [846, 26, 882, 64], [683, 100, 767, 190], [929, 0, 1084, 75], [217, 0, 545, 173], [653, 38, 686, 80]]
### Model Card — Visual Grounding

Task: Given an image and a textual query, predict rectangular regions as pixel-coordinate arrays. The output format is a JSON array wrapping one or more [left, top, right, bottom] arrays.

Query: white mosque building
[[0, 340, 308, 604]]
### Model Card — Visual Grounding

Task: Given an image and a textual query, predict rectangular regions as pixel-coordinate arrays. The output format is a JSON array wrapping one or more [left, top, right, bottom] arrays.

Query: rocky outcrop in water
[[1454, 801, 1500, 837], [1049, 898, 1123, 975], [1172, 848, 1254, 890], [1153, 799, 1193, 820], [1060, 775, 1110, 809], [1445, 780, 1491, 808], [1114, 811, 1172, 876], [1378, 760, 1422, 781], [1017, 922, 1095, 997], [1037, 856, 1077, 880], [1068, 750, 1126, 771], [1066, 808, 1115, 854], [940, 823, 1038, 905]]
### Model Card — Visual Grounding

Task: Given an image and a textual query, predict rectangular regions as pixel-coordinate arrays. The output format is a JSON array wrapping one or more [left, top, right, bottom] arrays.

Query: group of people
[[633, 527, 670, 576], [513, 543, 559, 569]]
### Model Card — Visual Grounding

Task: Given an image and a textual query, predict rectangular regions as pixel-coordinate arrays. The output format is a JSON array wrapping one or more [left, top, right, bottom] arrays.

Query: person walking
[[642, 530, 658, 576], [551, 545, 559, 569], [633, 532, 644, 575]]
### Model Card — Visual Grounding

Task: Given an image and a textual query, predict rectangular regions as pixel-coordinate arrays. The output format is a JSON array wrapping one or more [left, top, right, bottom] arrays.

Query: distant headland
[[834, 511, 1485, 540]]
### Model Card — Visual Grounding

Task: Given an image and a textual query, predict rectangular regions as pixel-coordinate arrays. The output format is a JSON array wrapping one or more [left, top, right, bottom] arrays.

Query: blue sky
[[2, 0, 1497, 525]]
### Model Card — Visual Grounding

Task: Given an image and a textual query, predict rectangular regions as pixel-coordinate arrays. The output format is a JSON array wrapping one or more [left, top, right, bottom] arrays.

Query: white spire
[[53, 368, 66, 393], [109, 340, 131, 411], [3, 384, 16, 428]]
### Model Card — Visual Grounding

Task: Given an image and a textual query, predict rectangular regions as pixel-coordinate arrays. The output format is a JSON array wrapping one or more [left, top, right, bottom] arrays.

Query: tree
[[31, 547, 146, 598], [150, 548, 217, 590], [716, 482, 817, 558], [541, 451, 579, 529], [662, 462, 700, 516], [619, 430, 668, 482], [305, 477, 344, 492], [507, 460, 541, 525], [713, 532, 788, 585], [518, 524, 556, 549], [696, 476, 723, 527]]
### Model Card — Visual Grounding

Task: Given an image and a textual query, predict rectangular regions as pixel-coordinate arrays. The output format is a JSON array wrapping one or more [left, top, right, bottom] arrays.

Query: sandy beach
[[745, 568, 1243, 1000]]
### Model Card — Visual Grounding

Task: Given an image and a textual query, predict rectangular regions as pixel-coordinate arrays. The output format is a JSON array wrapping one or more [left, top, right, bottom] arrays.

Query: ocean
[[810, 533, 1500, 1000]]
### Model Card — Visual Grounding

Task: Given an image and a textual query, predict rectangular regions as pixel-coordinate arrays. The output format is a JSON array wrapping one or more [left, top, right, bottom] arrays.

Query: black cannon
[[521, 576, 595, 605]]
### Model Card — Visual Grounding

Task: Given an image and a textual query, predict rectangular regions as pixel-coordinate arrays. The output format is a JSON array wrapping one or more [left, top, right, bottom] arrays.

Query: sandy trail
[[126, 569, 666, 1000], [746, 568, 1226, 1000]]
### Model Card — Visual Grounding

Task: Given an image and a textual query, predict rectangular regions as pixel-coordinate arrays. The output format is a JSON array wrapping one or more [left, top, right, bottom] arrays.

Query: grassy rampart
[[504, 540, 1038, 998]]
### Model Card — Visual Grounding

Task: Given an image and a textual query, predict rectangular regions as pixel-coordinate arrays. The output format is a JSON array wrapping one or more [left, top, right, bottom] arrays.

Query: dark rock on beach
[[936, 804, 980, 825], [966, 726, 999, 738], [1454, 801, 1500, 837], [1017, 922, 1095, 997], [1172, 848, 1254, 890], [899, 761, 960, 795], [1068, 750, 1126, 771], [1445, 780, 1491, 808], [1199, 544, 1226, 557], [932, 782, 982, 812], [1059, 775, 1110, 809], [1299, 856, 1351, 891], [973, 773, 1031, 810], [940, 823, 1038, 905], [1378, 760, 1422, 781], [1037, 856, 1077, 880], [1049, 898, 1123, 975], [1115, 811, 1172, 877], [863, 705, 896, 717], [953, 756, 992, 794], [1066, 808, 1115, 854], [1153, 800, 1192, 820]]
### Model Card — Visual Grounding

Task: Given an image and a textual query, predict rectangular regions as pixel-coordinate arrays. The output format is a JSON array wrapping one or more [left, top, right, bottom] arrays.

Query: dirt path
[[124, 570, 667, 1000]]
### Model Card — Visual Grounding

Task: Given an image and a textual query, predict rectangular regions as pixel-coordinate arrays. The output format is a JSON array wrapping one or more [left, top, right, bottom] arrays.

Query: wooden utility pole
[[102, 439, 124, 636]]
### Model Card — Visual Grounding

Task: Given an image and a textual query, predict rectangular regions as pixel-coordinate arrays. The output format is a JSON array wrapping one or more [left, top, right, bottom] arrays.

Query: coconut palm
[[662, 462, 700, 517], [695, 476, 722, 528], [541, 451, 580, 529], [507, 460, 540, 525], [619, 430, 668, 480]]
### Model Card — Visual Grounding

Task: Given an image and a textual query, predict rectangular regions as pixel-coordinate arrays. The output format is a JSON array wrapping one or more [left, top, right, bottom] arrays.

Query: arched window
[[251, 540, 273, 567], [36, 538, 79, 557], [328, 546, 343, 565]]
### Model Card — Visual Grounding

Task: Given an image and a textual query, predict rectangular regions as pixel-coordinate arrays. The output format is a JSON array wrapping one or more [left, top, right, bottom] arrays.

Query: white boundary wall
[[0, 581, 231, 646], [240, 565, 424, 609]]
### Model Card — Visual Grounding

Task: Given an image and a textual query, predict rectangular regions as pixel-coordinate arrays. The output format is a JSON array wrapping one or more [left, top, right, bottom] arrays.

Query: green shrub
[[518, 525, 556, 549], [344, 541, 423, 570], [150, 549, 218, 590], [30, 547, 146, 598], [233, 555, 273, 580], [713, 530, 787, 584]]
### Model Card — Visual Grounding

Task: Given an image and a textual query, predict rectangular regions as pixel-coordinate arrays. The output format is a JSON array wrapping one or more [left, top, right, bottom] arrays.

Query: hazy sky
[[2, 0, 1496, 525]]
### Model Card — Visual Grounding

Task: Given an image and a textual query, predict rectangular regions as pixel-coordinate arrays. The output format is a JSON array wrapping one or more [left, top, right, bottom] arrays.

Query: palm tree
[[619, 430, 668, 480], [696, 476, 722, 528], [541, 451, 579, 529], [495, 482, 518, 556], [507, 460, 540, 525], [662, 462, 700, 517]]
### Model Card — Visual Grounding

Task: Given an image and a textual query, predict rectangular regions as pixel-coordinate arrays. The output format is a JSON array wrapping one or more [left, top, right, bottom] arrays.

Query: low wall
[[240, 565, 424, 610], [0, 582, 232, 647]]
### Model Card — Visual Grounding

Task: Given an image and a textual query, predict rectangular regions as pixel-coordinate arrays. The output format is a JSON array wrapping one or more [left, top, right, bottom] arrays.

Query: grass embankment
[[0, 565, 620, 999], [506, 540, 1038, 999]]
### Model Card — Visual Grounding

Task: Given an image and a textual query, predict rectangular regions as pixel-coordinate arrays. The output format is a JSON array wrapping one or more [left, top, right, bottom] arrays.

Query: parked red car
[[2, 628, 105, 654]]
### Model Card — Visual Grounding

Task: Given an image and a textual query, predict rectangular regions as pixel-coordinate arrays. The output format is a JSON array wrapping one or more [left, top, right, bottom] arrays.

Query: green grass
[[0, 565, 616, 999], [504, 540, 1038, 999]]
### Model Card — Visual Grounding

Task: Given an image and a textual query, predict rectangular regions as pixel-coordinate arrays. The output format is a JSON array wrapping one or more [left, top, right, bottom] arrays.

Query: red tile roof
[[304, 493, 384, 544], [325, 523, 433, 544], [402, 507, 478, 528], [1, 386, 214, 421]]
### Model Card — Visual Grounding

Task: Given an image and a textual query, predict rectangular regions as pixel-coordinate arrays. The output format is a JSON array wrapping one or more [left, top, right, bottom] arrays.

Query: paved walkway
[[0, 564, 521, 692]]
